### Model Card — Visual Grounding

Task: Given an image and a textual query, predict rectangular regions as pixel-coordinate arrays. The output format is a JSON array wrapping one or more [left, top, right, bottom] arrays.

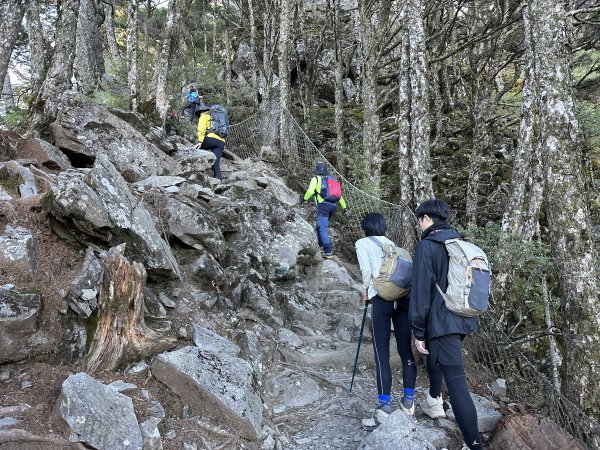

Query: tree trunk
[[85, 245, 174, 373], [75, 0, 105, 94], [357, 0, 380, 189], [126, 0, 139, 111], [526, 0, 600, 418], [247, 0, 259, 106], [0, 0, 27, 99], [331, 0, 345, 174], [26, 0, 49, 93], [398, 31, 417, 250], [279, 0, 292, 113], [104, 0, 120, 61], [405, 0, 433, 204], [31, 0, 80, 128], [223, 7, 233, 105], [148, 0, 189, 124]]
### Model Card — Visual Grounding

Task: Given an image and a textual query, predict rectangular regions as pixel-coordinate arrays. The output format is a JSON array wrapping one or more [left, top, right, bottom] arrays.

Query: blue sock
[[378, 394, 391, 407], [403, 388, 415, 401]]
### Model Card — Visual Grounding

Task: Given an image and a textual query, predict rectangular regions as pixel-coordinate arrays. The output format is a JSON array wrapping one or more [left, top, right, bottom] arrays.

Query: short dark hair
[[361, 213, 387, 237], [415, 199, 451, 221]]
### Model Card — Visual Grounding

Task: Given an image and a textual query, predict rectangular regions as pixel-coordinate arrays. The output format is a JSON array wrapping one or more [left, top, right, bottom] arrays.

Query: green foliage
[[0, 108, 27, 129], [90, 90, 129, 110], [0, 174, 22, 196]]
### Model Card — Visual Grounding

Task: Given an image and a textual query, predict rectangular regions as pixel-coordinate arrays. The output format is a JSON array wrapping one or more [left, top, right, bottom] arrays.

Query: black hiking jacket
[[409, 223, 479, 341]]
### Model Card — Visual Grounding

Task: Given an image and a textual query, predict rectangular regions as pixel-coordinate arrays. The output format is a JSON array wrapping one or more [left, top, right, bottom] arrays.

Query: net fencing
[[227, 98, 416, 247], [226, 98, 600, 448]]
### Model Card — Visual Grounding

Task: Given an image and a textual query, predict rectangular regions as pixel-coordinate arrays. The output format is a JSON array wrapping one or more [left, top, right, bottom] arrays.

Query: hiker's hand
[[195, 142, 202, 149], [362, 291, 368, 302], [415, 339, 429, 355], [344, 209, 351, 217], [299, 194, 305, 205]]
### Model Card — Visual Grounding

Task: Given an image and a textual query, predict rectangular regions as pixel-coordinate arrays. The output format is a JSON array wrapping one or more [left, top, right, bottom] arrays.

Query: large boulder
[[171, 148, 216, 178], [164, 195, 225, 258], [0, 225, 35, 273], [152, 345, 262, 440], [49, 153, 180, 279], [0, 286, 41, 363], [52, 373, 143, 450], [50, 91, 178, 180], [0, 162, 38, 198], [16, 138, 72, 171]]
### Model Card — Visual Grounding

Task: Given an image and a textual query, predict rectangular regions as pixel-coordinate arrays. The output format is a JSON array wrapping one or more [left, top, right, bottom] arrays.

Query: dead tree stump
[[85, 244, 174, 373]]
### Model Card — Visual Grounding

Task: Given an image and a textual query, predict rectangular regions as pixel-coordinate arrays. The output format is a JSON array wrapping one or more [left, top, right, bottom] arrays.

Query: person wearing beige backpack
[[355, 213, 416, 431]]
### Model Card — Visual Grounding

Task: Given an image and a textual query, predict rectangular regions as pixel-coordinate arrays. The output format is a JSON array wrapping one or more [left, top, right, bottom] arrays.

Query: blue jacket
[[409, 224, 479, 341]]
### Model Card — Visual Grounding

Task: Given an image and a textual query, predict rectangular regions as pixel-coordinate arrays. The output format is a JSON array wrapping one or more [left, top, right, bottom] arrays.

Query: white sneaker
[[420, 393, 446, 419]]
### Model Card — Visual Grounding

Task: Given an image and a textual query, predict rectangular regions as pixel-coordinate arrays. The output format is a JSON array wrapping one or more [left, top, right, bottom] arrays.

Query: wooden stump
[[488, 414, 589, 450], [85, 244, 174, 373]]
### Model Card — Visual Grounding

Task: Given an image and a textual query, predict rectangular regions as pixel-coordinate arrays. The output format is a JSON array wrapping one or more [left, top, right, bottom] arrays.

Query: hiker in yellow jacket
[[194, 105, 226, 180], [301, 162, 348, 258]]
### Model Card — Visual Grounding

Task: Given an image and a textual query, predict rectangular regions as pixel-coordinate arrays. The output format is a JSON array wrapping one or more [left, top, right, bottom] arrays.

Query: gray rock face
[[152, 346, 262, 440], [144, 287, 167, 319], [133, 175, 186, 191], [190, 252, 225, 287], [192, 324, 240, 356], [64, 247, 103, 318], [0, 225, 35, 273], [446, 393, 502, 433], [359, 410, 449, 449], [171, 148, 216, 177], [0, 286, 40, 364], [165, 196, 225, 257], [1, 161, 38, 197], [51, 91, 178, 180], [52, 373, 143, 450], [266, 370, 321, 408], [16, 138, 72, 171], [50, 154, 180, 279]]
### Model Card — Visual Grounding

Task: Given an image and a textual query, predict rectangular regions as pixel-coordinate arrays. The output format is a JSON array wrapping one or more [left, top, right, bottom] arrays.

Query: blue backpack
[[208, 105, 230, 138], [188, 91, 200, 103]]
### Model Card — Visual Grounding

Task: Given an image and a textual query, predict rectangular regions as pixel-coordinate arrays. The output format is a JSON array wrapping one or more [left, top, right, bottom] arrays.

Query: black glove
[[344, 209, 351, 217], [299, 194, 305, 205]]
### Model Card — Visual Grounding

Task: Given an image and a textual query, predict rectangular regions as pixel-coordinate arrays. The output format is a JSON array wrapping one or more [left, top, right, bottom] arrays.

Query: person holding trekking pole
[[355, 213, 417, 431]]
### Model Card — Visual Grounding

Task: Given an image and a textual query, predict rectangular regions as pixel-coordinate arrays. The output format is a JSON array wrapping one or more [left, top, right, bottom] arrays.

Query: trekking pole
[[348, 300, 369, 396]]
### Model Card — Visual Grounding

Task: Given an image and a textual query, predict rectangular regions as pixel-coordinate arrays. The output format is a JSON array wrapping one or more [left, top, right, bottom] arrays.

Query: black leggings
[[428, 353, 482, 449], [371, 296, 417, 397]]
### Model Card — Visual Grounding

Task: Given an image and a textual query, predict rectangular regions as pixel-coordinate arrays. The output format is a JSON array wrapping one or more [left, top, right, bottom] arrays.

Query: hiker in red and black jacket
[[409, 198, 482, 450]]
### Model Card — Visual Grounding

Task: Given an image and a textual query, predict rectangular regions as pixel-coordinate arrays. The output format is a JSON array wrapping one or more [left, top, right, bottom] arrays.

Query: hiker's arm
[[355, 241, 372, 294], [197, 114, 209, 142], [338, 197, 347, 209], [409, 242, 435, 341], [303, 177, 318, 201]]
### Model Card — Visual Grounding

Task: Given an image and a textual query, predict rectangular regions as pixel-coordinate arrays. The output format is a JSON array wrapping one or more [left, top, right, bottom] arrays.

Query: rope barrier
[[226, 99, 600, 448]]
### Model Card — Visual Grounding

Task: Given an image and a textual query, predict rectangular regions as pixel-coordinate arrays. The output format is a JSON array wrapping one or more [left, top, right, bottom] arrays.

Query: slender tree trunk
[[75, 0, 105, 94], [405, 0, 433, 204], [1, 74, 14, 113], [148, 0, 189, 124], [26, 0, 49, 93], [526, 0, 600, 417], [0, 0, 27, 98], [247, 0, 259, 106], [104, 0, 120, 61], [223, 6, 233, 105], [542, 277, 561, 392], [127, 0, 139, 111], [501, 8, 542, 238], [398, 31, 417, 250], [31, 0, 80, 128], [357, 0, 380, 189], [85, 245, 174, 373], [331, 0, 345, 174], [279, 0, 292, 112]]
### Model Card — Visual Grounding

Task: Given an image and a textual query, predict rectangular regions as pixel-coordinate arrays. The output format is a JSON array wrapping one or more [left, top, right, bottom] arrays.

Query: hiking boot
[[420, 393, 445, 419], [361, 407, 390, 431], [399, 395, 415, 417], [323, 252, 334, 259]]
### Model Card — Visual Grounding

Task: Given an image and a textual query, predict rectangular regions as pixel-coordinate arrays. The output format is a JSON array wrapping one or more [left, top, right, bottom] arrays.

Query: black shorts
[[429, 334, 465, 366]]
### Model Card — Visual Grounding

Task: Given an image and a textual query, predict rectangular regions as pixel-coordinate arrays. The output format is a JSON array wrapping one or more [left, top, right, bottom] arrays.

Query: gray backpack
[[435, 238, 491, 317]]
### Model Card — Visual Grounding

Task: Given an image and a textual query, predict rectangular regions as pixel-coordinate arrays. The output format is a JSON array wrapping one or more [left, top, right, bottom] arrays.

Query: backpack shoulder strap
[[368, 236, 384, 249]]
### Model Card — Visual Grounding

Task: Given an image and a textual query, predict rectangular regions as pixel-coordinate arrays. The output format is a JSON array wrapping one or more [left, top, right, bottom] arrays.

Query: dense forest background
[[1, 0, 600, 426]]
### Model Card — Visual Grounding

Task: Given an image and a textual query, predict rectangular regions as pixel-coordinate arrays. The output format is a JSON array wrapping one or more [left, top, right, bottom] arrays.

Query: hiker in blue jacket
[[356, 213, 417, 431], [409, 199, 482, 450]]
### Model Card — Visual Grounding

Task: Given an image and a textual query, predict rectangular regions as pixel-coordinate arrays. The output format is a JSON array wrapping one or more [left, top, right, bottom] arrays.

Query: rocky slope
[[0, 92, 584, 450]]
